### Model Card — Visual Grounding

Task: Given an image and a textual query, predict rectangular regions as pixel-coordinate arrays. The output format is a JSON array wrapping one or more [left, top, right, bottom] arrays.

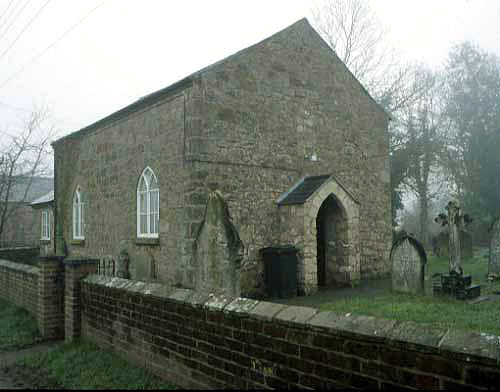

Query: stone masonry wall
[[184, 19, 391, 293], [0, 259, 39, 316], [53, 92, 189, 286], [81, 275, 500, 390]]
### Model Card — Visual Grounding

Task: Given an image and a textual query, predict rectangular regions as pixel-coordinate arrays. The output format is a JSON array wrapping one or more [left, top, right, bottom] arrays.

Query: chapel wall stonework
[[183, 20, 391, 293], [54, 19, 391, 296], [54, 92, 189, 286]]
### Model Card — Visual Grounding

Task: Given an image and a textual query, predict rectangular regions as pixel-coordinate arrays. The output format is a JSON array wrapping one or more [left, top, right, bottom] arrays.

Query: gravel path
[[0, 342, 60, 389]]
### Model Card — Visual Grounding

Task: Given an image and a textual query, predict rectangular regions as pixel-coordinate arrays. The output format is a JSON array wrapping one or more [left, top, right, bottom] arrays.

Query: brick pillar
[[64, 257, 98, 342], [38, 256, 65, 340]]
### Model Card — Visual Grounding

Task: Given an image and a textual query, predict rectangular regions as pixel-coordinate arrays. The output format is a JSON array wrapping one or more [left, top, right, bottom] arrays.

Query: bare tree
[[312, 0, 435, 231], [311, 0, 425, 115], [399, 68, 447, 246], [0, 109, 54, 242]]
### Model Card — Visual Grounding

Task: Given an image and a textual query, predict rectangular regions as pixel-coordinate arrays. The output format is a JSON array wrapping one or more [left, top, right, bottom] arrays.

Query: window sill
[[71, 239, 85, 246], [136, 237, 160, 246]]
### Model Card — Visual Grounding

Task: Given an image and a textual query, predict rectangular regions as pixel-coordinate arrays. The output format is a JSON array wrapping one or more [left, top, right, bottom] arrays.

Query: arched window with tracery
[[137, 167, 159, 238]]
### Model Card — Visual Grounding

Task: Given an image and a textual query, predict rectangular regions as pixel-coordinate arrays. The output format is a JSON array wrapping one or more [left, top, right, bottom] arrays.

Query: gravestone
[[489, 219, 500, 280], [390, 234, 427, 294], [194, 190, 244, 297]]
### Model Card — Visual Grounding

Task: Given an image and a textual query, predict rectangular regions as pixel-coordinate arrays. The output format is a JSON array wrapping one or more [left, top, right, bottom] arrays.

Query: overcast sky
[[0, 0, 499, 140]]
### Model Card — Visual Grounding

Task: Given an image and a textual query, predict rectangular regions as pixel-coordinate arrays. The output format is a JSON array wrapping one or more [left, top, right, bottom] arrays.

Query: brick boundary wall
[[64, 257, 98, 342], [0, 259, 39, 316], [81, 275, 500, 390], [37, 256, 65, 340]]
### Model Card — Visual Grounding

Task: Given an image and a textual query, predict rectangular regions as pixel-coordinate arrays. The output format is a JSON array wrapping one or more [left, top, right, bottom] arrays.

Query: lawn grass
[[0, 298, 41, 352], [319, 249, 500, 336], [22, 339, 178, 390]]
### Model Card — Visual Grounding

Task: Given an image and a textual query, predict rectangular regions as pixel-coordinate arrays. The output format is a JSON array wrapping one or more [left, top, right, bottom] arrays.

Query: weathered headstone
[[390, 234, 427, 294], [489, 219, 500, 280], [194, 191, 244, 297]]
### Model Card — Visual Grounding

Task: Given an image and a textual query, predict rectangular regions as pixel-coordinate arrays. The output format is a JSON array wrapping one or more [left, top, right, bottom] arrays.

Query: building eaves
[[52, 77, 193, 146], [30, 190, 54, 206]]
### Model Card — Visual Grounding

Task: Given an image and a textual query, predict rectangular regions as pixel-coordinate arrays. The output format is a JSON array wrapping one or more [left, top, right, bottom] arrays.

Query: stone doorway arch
[[303, 177, 360, 294], [316, 194, 349, 288], [276, 175, 360, 295]]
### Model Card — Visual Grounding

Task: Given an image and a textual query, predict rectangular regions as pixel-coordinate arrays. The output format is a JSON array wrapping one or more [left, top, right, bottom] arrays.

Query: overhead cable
[[0, 0, 16, 27], [0, 0, 31, 43], [0, 0, 107, 91], [0, 0, 52, 61]]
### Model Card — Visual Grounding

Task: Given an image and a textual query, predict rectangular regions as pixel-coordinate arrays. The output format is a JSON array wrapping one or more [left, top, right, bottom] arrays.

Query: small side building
[[0, 177, 53, 248], [30, 191, 55, 256]]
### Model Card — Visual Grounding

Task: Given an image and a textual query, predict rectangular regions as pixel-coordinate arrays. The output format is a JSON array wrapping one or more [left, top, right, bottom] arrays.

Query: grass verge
[[319, 250, 500, 336], [22, 339, 178, 390], [0, 298, 41, 352]]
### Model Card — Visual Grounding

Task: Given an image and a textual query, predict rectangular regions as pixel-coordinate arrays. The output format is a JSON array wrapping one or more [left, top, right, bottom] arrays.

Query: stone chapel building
[[52, 19, 391, 297]]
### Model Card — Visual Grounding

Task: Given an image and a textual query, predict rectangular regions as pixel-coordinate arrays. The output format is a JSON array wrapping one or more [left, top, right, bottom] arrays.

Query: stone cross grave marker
[[434, 200, 479, 299], [489, 219, 500, 279], [434, 200, 472, 275], [391, 234, 427, 294]]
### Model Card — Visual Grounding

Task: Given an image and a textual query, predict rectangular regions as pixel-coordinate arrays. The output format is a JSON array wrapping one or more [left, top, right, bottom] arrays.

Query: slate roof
[[7, 177, 53, 203], [277, 175, 331, 206], [30, 190, 54, 206]]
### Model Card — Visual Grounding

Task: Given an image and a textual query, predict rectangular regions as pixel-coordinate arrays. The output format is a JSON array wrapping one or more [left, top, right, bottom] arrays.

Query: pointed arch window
[[73, 187, 85, 240], [137, 167, 159, 238]]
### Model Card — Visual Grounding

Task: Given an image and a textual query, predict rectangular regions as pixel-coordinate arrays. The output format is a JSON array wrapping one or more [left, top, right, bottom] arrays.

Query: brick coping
[[0, 259, 39, 275]]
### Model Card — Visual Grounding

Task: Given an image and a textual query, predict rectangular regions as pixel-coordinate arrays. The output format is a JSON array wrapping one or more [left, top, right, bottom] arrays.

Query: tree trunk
[[419, 194, 429, 247]]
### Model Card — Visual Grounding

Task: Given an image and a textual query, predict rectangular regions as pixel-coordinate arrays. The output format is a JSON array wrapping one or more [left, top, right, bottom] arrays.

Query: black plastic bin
[[260, 245, 299, 299]]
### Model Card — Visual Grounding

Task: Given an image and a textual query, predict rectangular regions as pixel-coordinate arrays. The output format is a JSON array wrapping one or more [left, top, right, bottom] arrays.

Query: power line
[[0, 0, 51, 61], [0, 0, 21, 32], [0, 0, 108, 91], [0, 0, 31, 43], [0, 0, 15, 27]]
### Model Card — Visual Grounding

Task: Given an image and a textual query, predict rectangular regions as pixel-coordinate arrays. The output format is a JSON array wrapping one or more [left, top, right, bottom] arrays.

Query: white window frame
[[73, 187, 85, 240], [41, 209, 51, 240], [137, 167, 159, 238]]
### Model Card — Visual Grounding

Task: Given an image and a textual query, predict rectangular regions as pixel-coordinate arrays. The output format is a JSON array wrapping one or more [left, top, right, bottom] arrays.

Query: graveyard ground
[[275, 247, 500, 336]]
